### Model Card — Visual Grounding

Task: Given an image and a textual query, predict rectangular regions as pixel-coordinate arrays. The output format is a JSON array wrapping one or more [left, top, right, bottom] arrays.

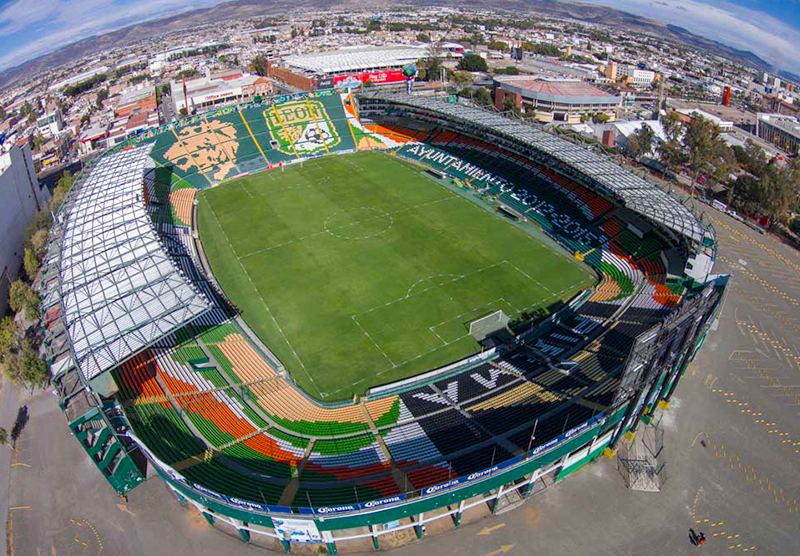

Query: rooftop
[[758, 113, 800, 138], [494, 76, 618, 102], [284, 45, 427, 74], [42, 145, 211, 382]]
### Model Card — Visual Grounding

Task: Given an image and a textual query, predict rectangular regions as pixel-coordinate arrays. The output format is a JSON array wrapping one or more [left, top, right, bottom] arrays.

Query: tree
[[451, 71, 473, 86], [531, 43, 561, 56], [503, 96, 521, 115], [249, 54, 270, 77], [683, 116, 735, 197], [459, 87, 493, 106], [592, 113, 610, 124], [363, 79, 375, 88], [416, 33, 430, 43], [96, 88, 108, 109], [488, 40, 509, 52], [0, 317, 19, 365], [757, 161, 799, 225], [458, 53, 488, 72], [23, 249, 39, 280], [657, 112, 688, 178], [50, 170, 74, 209], [19, 341, 49, 389], [31, 229, 48, 258], [9, 281, 38, 320], [742, 140, 766, 176], [625, 134, 642, 159], [626, 123, 655, 159], [635, 124, 655, 157]]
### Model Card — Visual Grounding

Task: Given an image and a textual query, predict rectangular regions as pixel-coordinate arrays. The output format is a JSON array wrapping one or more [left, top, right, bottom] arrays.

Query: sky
[[0, 0, 797, 74]]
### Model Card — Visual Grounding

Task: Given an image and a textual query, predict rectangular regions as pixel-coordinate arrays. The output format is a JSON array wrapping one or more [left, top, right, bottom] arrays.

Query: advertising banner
[[333, 70, 406, 88], [273, 517, 323, 543], [296, 493, 407, 516]]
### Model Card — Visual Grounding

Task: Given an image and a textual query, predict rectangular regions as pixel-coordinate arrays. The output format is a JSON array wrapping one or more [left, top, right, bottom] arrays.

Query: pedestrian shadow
[[11, 405, 29, 441]]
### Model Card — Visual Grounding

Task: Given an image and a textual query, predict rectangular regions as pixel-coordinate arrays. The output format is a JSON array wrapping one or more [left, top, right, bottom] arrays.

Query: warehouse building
[[282, 45, 427, 89], [170, 69, 273, 115]]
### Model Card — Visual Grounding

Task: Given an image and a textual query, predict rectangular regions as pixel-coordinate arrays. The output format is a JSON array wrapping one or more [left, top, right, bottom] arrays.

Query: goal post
[[469, 310, 510, 342]]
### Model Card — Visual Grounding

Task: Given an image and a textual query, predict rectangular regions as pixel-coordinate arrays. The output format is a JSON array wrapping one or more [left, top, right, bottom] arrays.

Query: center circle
[[323, 207, 393, 240]]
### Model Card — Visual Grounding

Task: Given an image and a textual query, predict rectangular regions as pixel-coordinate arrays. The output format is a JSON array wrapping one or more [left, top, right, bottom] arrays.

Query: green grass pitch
[[197, 151, 595, 401]]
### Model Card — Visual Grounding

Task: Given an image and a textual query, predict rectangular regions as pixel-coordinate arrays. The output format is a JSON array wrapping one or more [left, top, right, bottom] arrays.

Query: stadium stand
[[42, 90, 727, 549]]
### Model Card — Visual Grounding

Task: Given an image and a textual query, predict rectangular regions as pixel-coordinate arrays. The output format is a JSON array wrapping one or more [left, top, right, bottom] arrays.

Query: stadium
[[40, 89, 727, 551]]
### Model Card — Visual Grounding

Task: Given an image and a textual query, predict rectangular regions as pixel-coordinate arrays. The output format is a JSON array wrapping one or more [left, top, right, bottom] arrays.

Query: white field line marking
[[325, 333, 475, 398], [351, 314, 397, 368], [324, 207, 394, 240], [505, 260, 554, 295], [205, 199, 320, 396], [237, 196, 458, 260], [354, 261, 509, 318], [405, 274, 464, 299], [429, 298, 517, 342], [352, 264, 589, 366]]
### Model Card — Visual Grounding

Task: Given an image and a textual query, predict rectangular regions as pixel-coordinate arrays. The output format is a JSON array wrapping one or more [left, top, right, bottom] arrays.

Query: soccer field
[[197, 151, 595, 400]]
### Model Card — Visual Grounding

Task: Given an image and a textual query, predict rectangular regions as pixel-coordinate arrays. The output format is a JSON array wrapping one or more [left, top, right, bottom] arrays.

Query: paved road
[[6, 209, 800, 555]]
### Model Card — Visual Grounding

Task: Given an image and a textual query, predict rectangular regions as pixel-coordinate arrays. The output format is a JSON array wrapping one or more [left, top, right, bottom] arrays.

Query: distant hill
[[0, 0, 777, 90], [665, 25, 769, 69]]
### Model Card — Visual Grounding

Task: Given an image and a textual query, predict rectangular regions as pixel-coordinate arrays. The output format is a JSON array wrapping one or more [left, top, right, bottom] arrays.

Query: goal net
[[469, 310, 510, 342]]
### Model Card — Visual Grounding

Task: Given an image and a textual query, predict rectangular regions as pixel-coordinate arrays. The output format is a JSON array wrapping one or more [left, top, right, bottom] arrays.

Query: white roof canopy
[[54, 145, 211, 381], [285, 46, 426, 74]]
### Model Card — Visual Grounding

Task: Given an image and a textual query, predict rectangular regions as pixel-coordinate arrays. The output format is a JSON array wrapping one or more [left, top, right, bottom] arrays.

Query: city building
[[618, 65, 655, 87], [756, 113, 800, 154], [107, 85, 161, 147], [676, 108, 734, 132], [605, 61, 618, 81], [48, 65, 109, 91], [78, 123, 108, 155], [170, 70, 272, 115], [36, 105, 64, 138], [493, 76, 621, 123], [0, 143, 49, 315], [282, 45, 428, 88]]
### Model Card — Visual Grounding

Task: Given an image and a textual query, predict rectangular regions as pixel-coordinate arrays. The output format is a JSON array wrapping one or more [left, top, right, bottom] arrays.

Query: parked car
[[727, 209, 744, 222]]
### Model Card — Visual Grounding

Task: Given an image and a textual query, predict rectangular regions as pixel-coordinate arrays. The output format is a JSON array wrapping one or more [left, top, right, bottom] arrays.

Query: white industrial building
[[618, 66, 656, 87], [283, 45, 427, 88], [48, 66, 109, 91], [0, 143, 50, 315], [170, 70, 272, 115], [677, 108, 734, 132]]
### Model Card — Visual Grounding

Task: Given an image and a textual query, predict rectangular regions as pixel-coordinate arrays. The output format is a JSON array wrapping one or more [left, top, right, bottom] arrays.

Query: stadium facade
[[40, 88, 727, 552]]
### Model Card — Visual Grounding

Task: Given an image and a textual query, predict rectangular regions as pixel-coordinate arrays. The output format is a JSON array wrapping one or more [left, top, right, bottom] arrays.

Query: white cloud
[[0, 0, 219, 71], [579, 0, 800, 72]]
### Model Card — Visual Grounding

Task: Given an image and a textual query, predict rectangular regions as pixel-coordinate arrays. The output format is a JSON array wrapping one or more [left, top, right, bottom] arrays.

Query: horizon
[[0, 0, 797, 77]]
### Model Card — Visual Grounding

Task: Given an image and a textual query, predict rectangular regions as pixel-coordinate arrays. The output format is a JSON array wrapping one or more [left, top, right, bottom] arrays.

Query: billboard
[[272, 517, 323, 543], [333, 70, 407, 88]]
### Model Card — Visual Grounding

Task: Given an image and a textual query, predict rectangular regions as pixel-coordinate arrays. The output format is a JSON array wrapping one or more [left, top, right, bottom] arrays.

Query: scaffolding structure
[[617, 415, 666, 491]]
